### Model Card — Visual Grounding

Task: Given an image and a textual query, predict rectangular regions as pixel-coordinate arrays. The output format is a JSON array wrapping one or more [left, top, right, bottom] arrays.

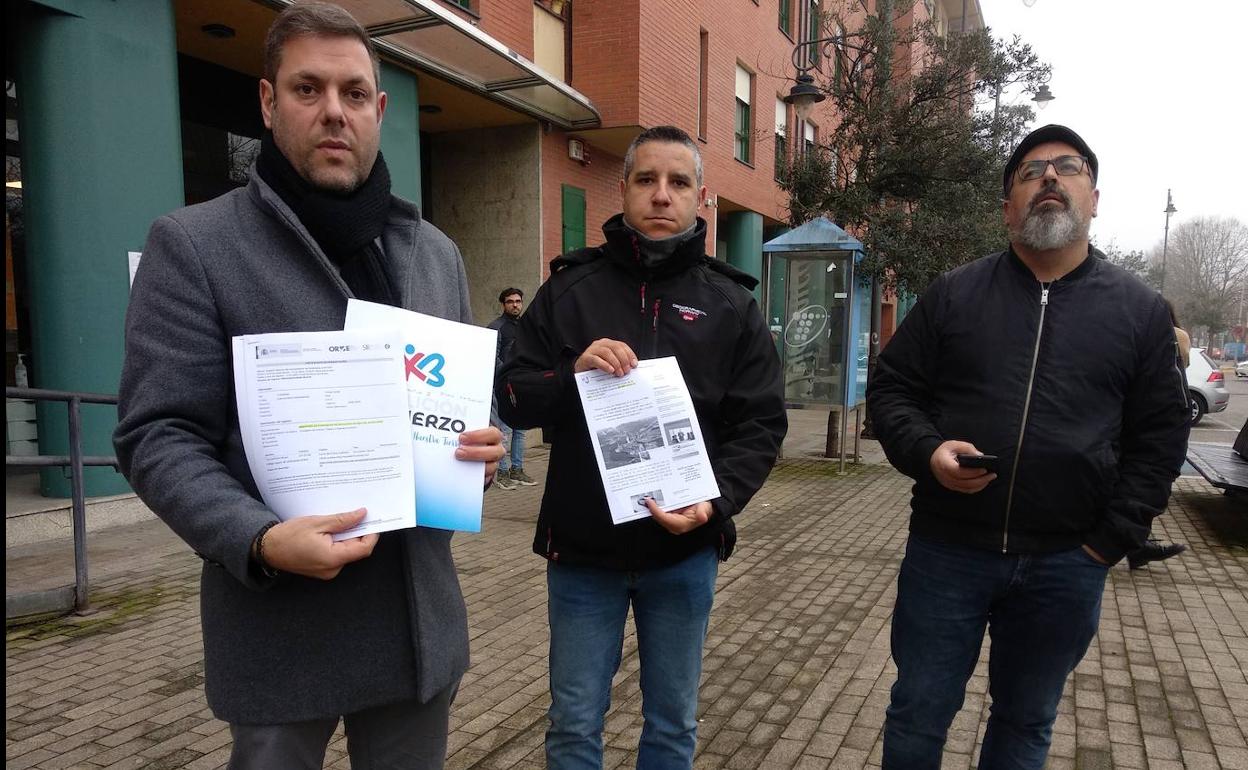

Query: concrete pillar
[[16, 0, 183, 496]]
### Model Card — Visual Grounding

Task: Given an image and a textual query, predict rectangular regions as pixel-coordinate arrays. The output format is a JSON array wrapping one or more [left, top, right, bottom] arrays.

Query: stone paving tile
[[7, 452, 1247, 769]]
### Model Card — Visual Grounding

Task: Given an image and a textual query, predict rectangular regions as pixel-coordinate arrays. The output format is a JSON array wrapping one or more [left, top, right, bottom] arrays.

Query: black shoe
[[1127, 540, 1187, 569]]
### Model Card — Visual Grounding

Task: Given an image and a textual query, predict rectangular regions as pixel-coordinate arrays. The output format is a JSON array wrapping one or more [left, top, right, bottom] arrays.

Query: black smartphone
[[956, 453, 999, 472]]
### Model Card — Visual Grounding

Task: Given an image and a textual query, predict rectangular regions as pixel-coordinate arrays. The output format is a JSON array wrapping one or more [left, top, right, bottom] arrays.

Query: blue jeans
[[545, 547, 718, 770], [883, 535, 1108, 770], [490, 398, 524, 472]]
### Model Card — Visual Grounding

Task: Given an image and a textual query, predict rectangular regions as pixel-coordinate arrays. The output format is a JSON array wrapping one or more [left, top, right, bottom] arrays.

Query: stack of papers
[[232, 300, 496, 538]]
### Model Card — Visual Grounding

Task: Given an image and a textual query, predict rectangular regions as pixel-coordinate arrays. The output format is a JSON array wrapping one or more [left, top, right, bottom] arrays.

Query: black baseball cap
[[1003, 124, 1098, 196]]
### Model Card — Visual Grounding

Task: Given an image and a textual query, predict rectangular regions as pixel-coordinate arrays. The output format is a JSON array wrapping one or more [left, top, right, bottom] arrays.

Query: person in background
[[488, 287, 536, 490], [1125, 297, 1191, 569]]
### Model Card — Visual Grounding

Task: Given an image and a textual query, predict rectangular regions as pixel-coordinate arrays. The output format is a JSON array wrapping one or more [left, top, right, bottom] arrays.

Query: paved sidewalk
[[7, 448, 1248, 769]]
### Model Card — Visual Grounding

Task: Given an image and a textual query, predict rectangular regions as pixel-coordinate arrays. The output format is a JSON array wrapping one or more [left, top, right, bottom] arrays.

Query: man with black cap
[[866, 124, 1189, 768]]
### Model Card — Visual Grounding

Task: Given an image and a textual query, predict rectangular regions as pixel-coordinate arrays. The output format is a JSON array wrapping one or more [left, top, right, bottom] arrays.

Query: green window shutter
[[561, 184, 586, 252]]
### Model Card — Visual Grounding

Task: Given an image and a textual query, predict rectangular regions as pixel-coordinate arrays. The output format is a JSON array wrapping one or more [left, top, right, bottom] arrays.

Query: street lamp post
[[781, 0, 887, 460], [1159, 189, 1177, 294]]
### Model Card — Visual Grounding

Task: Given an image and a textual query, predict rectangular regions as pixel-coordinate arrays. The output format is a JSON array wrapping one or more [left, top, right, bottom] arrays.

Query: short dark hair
[[264, 2, 380, 88], [499, 288, 523, 303], [623, 126, 703, 186]]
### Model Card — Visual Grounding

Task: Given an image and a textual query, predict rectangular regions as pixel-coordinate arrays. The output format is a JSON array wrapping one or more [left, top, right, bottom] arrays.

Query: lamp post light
[[992, 70, 1054, 151], [1159, 189, 1177, 294]]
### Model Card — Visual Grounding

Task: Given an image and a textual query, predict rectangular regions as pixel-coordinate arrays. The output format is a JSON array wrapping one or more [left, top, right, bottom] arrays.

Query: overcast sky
[[980, 0, 1248, 255]]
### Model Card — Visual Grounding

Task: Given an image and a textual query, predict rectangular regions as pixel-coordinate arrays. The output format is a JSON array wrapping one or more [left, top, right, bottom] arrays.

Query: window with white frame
[[774, 99, 788, 180], [734, 65, 753, 164]]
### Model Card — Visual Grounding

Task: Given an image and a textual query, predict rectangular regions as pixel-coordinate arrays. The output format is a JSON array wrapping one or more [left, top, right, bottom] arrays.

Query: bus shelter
[[762, 218, 870, 468]]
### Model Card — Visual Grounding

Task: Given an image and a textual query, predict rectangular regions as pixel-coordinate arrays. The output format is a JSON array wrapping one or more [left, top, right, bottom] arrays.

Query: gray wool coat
[[114, 173, 472, 725]]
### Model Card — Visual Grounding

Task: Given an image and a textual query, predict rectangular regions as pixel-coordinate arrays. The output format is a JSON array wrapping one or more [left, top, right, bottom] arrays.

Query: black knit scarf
[[256, 131, 397, 305]]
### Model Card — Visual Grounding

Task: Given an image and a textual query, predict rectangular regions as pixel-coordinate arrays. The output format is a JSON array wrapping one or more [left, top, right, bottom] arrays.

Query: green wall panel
[[724, 211, 764, 301], [379, 61, 422, 207], [16, 0, 183, 496]]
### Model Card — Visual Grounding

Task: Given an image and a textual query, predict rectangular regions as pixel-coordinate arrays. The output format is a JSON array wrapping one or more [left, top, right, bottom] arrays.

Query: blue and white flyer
[[344, 299, 497, 533]]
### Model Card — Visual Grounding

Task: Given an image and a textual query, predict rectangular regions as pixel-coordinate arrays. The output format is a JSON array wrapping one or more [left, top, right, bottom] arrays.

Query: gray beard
[[1010, 193, 1090, 252]]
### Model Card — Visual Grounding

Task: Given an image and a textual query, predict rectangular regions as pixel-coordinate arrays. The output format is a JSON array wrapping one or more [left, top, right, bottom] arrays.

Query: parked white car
[[1187, 348, 1230, 425], [1236, 359, 1248, 379]]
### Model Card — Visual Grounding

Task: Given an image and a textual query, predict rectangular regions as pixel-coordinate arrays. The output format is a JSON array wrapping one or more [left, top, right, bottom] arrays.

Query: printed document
[[574, 357, 721, 524], [345, 299, 497, 533], [231, 329, 415, 540]]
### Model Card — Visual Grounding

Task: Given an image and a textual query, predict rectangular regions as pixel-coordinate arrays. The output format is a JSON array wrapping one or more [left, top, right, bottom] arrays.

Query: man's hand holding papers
[[643, 498, 712, 535], [258, 507, 380, 580]]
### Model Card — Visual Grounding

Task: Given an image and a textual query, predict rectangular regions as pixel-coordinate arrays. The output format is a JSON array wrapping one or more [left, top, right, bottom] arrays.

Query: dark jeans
[[883, 535, 1108, 770], [228, 682, 457, 770]]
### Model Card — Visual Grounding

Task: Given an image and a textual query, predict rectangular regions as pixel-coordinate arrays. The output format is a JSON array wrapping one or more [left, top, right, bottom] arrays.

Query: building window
[[774, 99, 788, 180], [779, 0, 792, 36], [805, 0, 822, 71], [803, 120, 817, 157], [698, 30, 709, 140], [734, 65, 753, 164]]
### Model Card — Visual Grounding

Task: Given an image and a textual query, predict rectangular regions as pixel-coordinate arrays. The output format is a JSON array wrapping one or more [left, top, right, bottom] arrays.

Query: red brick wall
[[476, 0, 535, 61], [540, 130, 622, 278], [568, 2, 642, 126], [684, 0, 845, 223], [443, 1, 535, 61]]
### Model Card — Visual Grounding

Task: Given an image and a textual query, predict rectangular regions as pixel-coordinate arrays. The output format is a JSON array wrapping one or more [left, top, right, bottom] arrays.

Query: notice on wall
[[128, 252, 142, 289]]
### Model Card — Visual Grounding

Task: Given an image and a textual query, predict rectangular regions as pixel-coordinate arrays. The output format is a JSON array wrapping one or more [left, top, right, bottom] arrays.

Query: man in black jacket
[[488, 287, 534, 489], [867, 124, 1189, 769], [497, 126, 786, 769]]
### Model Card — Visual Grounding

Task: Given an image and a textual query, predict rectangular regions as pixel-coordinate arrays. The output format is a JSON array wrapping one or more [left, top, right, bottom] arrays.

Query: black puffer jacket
[[867, 247, 1190, 564], [497, 215, 787, 570]]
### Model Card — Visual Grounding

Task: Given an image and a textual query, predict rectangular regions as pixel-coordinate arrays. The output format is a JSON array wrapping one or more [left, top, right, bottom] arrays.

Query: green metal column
[[764, 226, 789, 334], [16, 0, 183, 496], [379, 60, 422, 207], [724, 211, 764, 301]]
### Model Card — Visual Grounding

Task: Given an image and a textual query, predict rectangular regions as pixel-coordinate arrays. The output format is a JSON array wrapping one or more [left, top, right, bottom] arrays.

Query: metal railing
[[6, 386, 120, 615]]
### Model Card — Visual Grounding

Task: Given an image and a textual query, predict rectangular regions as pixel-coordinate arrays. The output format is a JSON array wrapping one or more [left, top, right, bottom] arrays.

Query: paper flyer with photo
[[344, 299, 496, 533], [574, 357, 721, 524], [231, 328, 415, 540]]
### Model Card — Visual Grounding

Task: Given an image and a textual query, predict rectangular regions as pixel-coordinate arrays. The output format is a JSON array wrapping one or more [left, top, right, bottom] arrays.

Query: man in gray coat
[[113, 4, 502, 767]]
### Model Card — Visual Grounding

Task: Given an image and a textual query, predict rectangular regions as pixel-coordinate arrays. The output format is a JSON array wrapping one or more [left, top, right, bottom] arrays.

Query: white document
[[127, 251, 142, 288], [574, 357, 721, 525], [344, 299, 497, 533], [231, 328, 415, 540]]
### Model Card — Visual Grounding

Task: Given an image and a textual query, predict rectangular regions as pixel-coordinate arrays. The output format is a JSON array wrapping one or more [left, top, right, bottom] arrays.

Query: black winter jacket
[[487, 312, 518, 368], [867, 247, 1190, 564], [496, 215, 787, 570]]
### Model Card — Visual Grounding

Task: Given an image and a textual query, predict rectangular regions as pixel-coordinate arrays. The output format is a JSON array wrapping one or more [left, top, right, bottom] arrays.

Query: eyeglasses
[[1014, 155, 1089, 184]]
